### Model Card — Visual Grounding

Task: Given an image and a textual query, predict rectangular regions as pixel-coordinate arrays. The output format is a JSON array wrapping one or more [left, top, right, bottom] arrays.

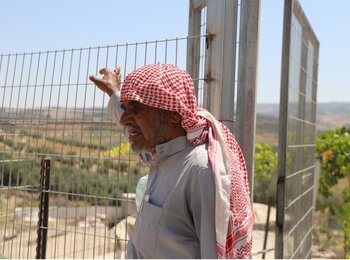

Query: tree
[[254, 143, 278, 205], [316, 127, 350, 259]]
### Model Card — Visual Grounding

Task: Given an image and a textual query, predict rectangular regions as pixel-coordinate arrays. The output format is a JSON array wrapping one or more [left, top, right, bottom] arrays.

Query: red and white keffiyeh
[[120, 63, 254, 259]]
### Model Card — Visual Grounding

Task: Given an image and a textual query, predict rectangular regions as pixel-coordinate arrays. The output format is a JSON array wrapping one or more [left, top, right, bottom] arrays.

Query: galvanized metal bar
[[114, 43, 122, 259], [71, 48, 83, 260], [11, 52, 25, 258], [0, 56, 10, 212], [275, 0, 293, 258], [52, 49, 67, 259], [101, 45, 112, 258], [198, 8, 207, 108], [235, 0, 260, 202], [62, 49, 75, 258], [0, 37, 191, 57], [143, 42, 148, 65], [81, 47, 92, 259], [133, 43, 138, 70], [175, 38, 179, 66], [34, 51, 49, 155], [43, 51, 57, 149], [0, 55, 3, 89], [205, 0, 240, 132], [164, 39, 168, 64], [187, 0, 202, 97], [96, 45, 109, 258], [290, 221, 313, 258], [154, 41, 158, 64], [23, 52, 37, 260], [6, 53, 19, 259], [0, 55, 10, 120]]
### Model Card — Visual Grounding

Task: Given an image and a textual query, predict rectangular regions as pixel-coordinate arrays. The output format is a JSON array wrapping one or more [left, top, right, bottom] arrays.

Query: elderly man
[[90, 64, 254, 259]]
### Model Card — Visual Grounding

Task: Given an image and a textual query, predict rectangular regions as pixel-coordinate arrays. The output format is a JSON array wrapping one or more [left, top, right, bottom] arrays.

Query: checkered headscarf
[[120, 64, 254, 259]]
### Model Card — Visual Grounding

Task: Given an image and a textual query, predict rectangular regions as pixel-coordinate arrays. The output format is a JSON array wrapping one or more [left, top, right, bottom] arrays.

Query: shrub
[[316, 127, 350, 258], [104, 142, 130, 157], [254, 142, 278, 205], [3, 139, 14, 147]]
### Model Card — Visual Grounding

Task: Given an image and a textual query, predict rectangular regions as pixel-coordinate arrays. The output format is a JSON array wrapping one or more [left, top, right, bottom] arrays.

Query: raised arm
[[89, 66, 124, 122]]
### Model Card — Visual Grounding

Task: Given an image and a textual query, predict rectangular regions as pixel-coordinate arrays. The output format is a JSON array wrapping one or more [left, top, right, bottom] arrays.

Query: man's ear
[[170, 111, 182, 124]]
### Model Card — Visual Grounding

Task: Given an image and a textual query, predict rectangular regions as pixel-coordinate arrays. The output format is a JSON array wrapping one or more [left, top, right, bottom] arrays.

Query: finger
[[99, 67, 112, 75], [89, 75, 103, 85], [114, 65, 121, 75], [89, 74, 96, 81]]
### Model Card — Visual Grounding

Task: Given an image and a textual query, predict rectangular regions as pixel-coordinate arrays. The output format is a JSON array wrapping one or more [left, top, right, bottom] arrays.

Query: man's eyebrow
[[126, 100, 145, 111], [128, 101, 140, 105]]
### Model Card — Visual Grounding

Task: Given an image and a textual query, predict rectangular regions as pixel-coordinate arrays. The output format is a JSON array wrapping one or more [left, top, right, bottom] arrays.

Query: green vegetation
[[316, 127, 350, 259], [254, 142, 277, 204], [19, 129, 42, 139], [0, 126, 148, 208], [2, 109, 349, 257], [1, 155, 143, 206], [104, 143, 131, 157], [254, 127, 349, 257]]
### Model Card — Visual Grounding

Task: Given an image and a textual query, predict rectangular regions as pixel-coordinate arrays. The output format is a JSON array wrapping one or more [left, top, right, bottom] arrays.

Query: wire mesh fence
[[1, 1, 319, 258], [276, 0, 319, 258], [0, 36, 206, 259]]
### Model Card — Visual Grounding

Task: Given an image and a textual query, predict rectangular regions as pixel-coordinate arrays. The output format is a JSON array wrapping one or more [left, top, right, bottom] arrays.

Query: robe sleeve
[[190, 167, 218, 259], [107, 91, 124, 123]]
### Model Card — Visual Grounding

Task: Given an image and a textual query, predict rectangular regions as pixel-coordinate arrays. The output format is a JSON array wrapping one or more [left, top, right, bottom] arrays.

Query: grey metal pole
[[187, 0, 203, 97], [275, 0, 293, 258], [205, 0, 239, 132], [236, 0, 261, 203], [36, 158, 51, 259]]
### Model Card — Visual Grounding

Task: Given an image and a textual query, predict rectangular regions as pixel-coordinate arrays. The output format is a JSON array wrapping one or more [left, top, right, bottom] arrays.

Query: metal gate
[[1, 0, 265, 258], [276, 0, 319, 258], [187, 0, 260, 202]]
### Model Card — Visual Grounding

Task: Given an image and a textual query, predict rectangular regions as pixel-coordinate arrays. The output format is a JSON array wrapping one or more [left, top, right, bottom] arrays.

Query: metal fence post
[[275, 1, 292, 257], [187, 0, 205, 97], [236, 0, 261, 203], [275, 0, 319, 258], [205, 0, 239, 132], [36, 158, 51, 259]]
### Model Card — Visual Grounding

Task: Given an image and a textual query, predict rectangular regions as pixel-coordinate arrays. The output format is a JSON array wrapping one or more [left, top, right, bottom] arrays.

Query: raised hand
[[89, 66, 121, 97]]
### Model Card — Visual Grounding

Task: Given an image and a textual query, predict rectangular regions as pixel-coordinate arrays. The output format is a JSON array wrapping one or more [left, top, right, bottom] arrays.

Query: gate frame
[[275, 0, 319, 258], [187, 0, 260, 200]]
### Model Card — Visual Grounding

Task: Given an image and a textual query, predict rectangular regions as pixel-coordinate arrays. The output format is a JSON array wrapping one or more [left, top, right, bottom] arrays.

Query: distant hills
[[316, 102, 350, 131], [256, 102, 350, 132], [1, 102, 347, 147], [254, 102, 350, 146]]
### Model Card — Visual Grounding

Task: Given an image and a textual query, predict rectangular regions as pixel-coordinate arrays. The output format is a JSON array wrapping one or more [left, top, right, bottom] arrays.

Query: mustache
[[126, 124, 142, 135]]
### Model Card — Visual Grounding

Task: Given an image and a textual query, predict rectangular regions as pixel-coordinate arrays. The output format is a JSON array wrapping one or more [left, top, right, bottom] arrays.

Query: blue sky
[[0, 0, 349, 103]]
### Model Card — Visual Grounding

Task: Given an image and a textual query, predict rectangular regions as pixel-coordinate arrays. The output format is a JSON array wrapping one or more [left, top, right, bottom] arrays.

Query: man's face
[[120, 101, 173, 153]]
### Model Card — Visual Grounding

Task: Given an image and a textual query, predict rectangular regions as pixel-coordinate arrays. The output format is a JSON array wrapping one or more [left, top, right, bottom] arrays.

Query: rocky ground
[[0, 202, 342, 259]]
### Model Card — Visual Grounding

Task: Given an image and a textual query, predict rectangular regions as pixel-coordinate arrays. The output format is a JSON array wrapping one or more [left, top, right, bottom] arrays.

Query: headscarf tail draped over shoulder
[[120, 64, 254, 259]]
